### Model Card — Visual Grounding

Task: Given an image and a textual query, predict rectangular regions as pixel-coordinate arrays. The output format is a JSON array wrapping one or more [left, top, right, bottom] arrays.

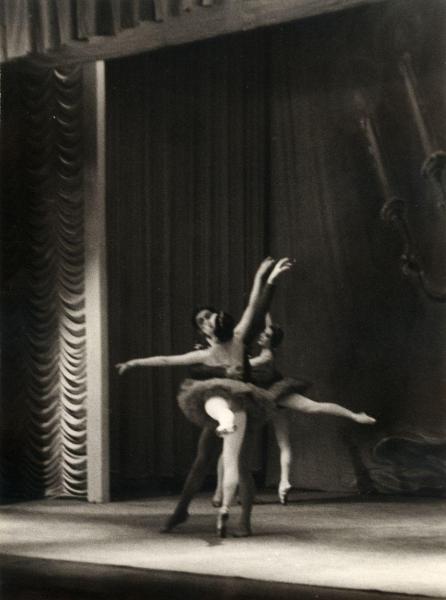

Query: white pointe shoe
[[216, 424, 237, 437], [278, 483, 292, 505], [356, 412, 376, 425]]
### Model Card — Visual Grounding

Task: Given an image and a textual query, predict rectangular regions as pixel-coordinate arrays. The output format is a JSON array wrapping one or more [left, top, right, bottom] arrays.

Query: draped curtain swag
[[0, 0, 208, 62], [1, 64, 87, 498]]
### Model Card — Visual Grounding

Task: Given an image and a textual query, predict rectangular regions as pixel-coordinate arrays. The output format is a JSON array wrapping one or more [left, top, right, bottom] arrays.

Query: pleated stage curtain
[[0, 0, 164, 62], [1, 64, 87, 498], [265, 17, 402, 492], [106, 32, 267, 488]]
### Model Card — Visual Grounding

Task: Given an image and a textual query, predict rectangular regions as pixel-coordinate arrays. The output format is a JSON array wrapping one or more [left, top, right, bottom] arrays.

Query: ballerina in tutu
[[116, 257, 293, 537], [212, 313, 377, 507]]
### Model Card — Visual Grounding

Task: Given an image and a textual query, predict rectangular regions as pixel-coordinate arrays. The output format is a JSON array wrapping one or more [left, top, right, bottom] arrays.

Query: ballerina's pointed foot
[[212, 495, 222, 508], [216, 424, 237, 437], [278, 483, 292, 505], [356, 412, 376, 425], [160, 509, 189, 533], [216, 510, 229, 538]]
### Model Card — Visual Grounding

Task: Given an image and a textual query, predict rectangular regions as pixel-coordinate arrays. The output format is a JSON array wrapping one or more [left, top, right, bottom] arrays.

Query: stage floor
[[1, 491, 446, 599]]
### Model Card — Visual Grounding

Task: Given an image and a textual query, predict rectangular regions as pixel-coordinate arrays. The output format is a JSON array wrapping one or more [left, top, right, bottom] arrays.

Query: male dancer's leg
[[161, 425, 221, 532]]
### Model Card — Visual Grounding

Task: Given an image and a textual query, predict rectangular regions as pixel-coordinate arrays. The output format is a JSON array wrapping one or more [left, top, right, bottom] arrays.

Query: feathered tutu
[[268, 377, 312, 405], [177, 378, 277, 429]]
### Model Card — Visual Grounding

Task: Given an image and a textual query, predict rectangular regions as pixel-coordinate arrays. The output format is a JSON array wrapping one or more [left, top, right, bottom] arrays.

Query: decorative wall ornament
[[399, 53, 446, 210], [21, 64, 87, 498], [355, 86, 446, 302]]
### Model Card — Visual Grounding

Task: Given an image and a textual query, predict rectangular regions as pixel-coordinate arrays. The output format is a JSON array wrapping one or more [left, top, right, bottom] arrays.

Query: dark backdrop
[[2, 0, 445, 500], [106, 2, 446, 494], [106, 33, 268, 489]]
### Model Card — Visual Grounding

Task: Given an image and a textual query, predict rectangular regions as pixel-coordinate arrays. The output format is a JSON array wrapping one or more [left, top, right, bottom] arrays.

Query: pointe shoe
[[356, 412, 376, 425], [216, 424, 237, 437], [278, 483, 292, 505], [160, 509, 189, 533], [216, 510, 229, 538]]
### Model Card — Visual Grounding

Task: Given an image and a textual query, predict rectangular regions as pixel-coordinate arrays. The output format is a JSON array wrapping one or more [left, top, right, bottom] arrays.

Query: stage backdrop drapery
[[1, 63, 87, 498], [266, 8, 446, 491], [2, 0, 446, 500], [106, 32, 268, 487], [106, 3, 446, 494]]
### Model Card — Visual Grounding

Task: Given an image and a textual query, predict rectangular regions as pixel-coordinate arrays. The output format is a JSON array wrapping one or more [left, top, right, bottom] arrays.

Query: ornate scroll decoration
[[352, 2, 445, 300], [399, 53, 446, 210], [21, 65, 87, 498], [355, 88, 446, 302]]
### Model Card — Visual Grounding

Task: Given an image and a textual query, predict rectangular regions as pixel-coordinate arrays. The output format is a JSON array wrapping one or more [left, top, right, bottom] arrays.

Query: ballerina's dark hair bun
[[270, 324, 284, 348], [214, 311, 235, 342]]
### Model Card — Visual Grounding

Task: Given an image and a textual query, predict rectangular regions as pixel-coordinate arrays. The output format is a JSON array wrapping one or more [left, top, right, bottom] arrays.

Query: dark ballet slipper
[[232, 526, 252, 538], [160, 509, 189, 533], [216, 510, 229, 538]]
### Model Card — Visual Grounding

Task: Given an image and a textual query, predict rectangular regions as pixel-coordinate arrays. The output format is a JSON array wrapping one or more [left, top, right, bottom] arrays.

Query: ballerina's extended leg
[[277, 394, 376, 424]]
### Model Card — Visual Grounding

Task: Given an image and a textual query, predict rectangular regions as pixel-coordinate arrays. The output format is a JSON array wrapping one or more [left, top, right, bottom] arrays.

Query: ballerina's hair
[[191, 305, 235, 343], [270, 324, 284, 349]]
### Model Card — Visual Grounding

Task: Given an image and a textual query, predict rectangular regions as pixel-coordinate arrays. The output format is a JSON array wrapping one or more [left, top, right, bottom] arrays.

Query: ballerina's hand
[[268, 257, 294, 283], [256, 256, 276, 279], [115, 362, 129, 375]]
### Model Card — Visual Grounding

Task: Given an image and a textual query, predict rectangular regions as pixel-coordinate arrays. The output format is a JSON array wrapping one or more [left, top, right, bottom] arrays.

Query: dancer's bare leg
[[272, 410, 292, 504], [236, 426, 257, 537], [278, 394, 376, 424], [217, 410, 247, 537], [205, 396, 237, 435], [212, 453, 224, 507], [161, 425, 220, 533]]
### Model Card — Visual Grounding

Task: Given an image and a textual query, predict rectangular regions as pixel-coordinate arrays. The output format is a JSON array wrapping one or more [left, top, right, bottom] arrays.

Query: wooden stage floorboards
[[1, 491, 445, 599]]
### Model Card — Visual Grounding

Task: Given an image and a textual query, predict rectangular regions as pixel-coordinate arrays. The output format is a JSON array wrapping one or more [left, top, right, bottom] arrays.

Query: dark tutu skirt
[[268, 377, 312, 406], [177, 378, 277, 429]]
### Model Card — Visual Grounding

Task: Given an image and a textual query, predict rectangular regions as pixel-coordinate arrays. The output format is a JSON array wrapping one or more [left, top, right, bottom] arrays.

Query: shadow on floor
[[0, 555, 435, 600]]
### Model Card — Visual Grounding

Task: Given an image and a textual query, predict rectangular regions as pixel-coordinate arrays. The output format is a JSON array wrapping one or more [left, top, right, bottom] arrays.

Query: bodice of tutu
[[250, 360, 282, 388], [188, 364, 226, 380], [188, 362, 246, 382], [180, 360, 276, 429], [189, 359, 281, 388]]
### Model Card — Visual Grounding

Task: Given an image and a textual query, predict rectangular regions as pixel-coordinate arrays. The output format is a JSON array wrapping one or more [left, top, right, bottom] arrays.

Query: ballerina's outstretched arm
[[235, 257, 294, 343], [115, 348, 210, 375]]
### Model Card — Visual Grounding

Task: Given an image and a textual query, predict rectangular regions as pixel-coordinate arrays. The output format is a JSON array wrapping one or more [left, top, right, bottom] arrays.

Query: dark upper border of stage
[[1, 0, 385, 67]]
